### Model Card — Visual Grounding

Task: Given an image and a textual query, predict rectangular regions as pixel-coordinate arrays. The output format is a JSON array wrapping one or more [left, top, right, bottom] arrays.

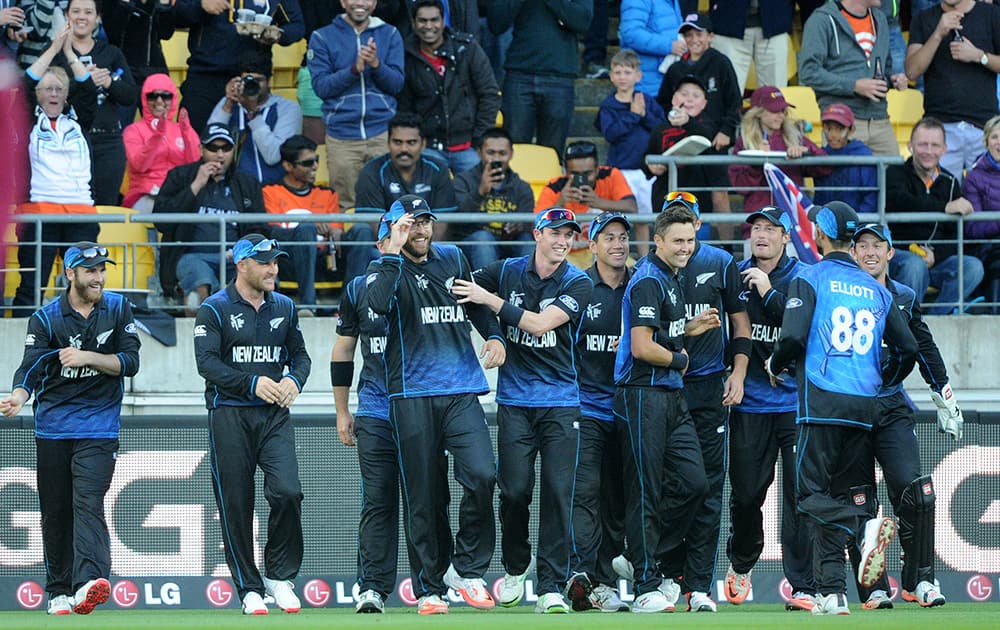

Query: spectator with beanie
[[208, 46, 302, 186], [123, 72, 200, 211], [308, 0, 404, 212], [487, 0, 592, 156], [398, 0, 500, 176], [174, 0, 304, 134]]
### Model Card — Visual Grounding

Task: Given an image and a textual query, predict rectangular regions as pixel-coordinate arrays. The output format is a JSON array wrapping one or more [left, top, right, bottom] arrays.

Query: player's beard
[[402, 232, 432, 260]]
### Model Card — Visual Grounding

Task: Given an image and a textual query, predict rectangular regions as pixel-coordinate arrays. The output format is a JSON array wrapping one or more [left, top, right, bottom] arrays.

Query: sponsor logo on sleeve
[[559, 295, 579, 312], [24, 334, 36, 346], [124, 323, 137, 334], [786, 298, 803, 309], [638, 306, 656, 319], [193, 325, 207, 338], [366, 273, 377, 286]]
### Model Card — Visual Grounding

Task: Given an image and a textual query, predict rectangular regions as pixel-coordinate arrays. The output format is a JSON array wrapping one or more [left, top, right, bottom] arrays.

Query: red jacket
[[122, 74, 200, 207]]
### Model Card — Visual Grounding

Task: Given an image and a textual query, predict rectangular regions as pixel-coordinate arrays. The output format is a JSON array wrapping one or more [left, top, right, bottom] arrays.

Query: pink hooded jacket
[[122, 74, 200, 208]]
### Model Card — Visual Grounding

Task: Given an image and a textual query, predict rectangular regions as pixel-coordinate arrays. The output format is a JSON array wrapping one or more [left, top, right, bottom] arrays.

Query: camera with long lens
[[241, 75, 261, 98]]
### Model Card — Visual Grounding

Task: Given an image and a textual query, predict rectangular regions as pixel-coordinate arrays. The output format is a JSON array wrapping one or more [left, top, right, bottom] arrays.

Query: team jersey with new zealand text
[[576, 264, 630, 420], [769, 252, 917, 428], [193, 284, 311, 409], [364, 244, 505, 399], [11, 291, 141, 439], [614, 253, 688, 390], [472, 255, 593, 407], [337, 275, 389, 421], [680, 241, 745, 377], [735, 253, 807, 413], [879, 278, 948, 398]]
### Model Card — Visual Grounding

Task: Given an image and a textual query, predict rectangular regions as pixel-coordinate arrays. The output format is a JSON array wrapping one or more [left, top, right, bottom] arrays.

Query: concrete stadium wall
[[1, 316, 998, 414]]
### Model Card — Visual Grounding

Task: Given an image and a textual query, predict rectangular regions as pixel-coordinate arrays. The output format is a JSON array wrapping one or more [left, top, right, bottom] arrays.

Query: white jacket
[[29, 106, 93, 205]]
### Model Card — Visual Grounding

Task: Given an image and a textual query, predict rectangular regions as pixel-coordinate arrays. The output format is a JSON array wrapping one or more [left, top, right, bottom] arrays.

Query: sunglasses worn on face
[[146, 91, 173, 101], [564, 141, 597, 160], [294, 158, 319, 167], [205, 143, 233, 153]]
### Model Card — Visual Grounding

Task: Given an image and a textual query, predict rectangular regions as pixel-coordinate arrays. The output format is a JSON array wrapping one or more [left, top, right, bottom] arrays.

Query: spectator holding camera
[[1, 2, 27, 53], [122, 73, 200, 210], [208, 46, 302, 186]]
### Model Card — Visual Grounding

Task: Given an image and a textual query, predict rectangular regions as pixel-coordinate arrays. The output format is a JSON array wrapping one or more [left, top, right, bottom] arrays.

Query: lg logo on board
[[206, 578, 234, 608], [16, 581, 44, 610]]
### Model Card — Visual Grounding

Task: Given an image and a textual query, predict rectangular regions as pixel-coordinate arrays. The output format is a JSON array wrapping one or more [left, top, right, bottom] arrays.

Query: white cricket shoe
[[498, 556, 535, 607], [242, 591, 268, 615], [47, 594, 72, 615], [263, 576, 300, 613]]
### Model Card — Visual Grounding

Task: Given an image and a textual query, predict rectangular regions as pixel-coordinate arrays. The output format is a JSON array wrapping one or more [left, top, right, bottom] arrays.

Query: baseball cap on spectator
[[535, 207, 582, 232], [821, 103, 855, 128], [750, 86, 794, 112], [201, 123, 234, 146], [589, 211, 632, 239], [852, 222, 893, 248], [64, 242, 115, 269], [232, 234, 288, 263], [378, 194, 437, 240], [679, 13, 712, 34], [675, 74, 708, 95], [745, 206, 792, 232], [808, 201, 859, 241]]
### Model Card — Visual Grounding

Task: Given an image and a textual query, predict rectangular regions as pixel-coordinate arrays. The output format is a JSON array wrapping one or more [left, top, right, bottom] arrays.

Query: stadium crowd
[[0, 0, 989, 617]]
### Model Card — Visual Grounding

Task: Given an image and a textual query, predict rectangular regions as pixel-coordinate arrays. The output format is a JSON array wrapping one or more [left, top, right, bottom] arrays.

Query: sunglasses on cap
[[662, 190, 700, 215], [589, 211, 632, 237], [249, 238, 279, 254], [64, 245, 111, 269], [293, 158, 319, 167], [233, 238, 281, 263], [564, 141, 598, 160], [146, 91, 173, 101], [538, 208, 576, 222]]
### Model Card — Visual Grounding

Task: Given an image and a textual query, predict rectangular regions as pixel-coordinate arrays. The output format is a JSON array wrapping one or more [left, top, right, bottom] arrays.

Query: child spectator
[[597, 48, 665, 248], [729, 86, 830, 235], [812, 103, 877, 214], [643, 74, 715, 245], [657, 12, 741, 218]]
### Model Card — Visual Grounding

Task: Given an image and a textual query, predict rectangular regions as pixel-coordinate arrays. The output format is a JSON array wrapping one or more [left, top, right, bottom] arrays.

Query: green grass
[[1, 604, 998, 630]]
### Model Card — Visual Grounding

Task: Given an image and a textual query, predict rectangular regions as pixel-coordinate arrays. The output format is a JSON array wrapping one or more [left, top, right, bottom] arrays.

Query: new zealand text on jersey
[[751, 322, 780, 343], [231, 345, 282, 363], [60, 365, 100, 379], [507, 326, 557, 348], [685, 303, 711, 320], [370, 336, 387, 355], [420, 305, 466, 324], [585, 334, 619, 353]]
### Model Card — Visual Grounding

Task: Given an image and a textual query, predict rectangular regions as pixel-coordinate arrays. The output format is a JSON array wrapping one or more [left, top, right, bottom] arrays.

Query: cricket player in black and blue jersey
[[365, 195, 506, 615], [453, 207, 594, 614], [768, 202, 918, 616], [194, 234, 312, 615], [724, 207, 815, 611], [848, 223, 962, 610], [566, 212, 633, 613], [3, 243, 140, 617], [655, 191, 751, 613], [612, 207, 709, 614]]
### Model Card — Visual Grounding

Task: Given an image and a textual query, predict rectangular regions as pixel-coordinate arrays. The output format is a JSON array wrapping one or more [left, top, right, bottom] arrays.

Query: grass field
[[1, 604, 997, 630]]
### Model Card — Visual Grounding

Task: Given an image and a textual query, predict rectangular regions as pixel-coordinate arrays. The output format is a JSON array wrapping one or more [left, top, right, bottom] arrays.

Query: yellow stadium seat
[[509, 143, 562, 200], [271, 40, 306, 89], [780, 85, 823, 145], [272, 87, 298, 103], [96, 206, 156, 291], [163, 30, 189, 86], [316, 144, 329, 187], [887, 88, 925, 146]]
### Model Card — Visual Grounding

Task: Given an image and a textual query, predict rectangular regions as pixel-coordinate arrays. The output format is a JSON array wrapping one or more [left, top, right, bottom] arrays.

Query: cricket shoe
[[631, 590, 674, 613], [71, 579, 110, 615], [785, 591, 817, 611], [589, 584, 629, 612], [724, 565, 752, 604], [858, 517, 897, 587], [263, 576, 300, 613], [687, 591, 717, 612], [47, 594, 72, 615], [812, 593, 850, 616], [241, 591, 268, 615], [417, 594, 449, 615], [657, 577, 681, 608], [443, 564, 495, 609], [611, 554, 633, 582], [355, 589, 384, 613], [902, 580, 946, 607], [862, 589, 893, 610], [563, 572, 594, 611], [498, 556, 535, 607], [535, 592, 570, 613]]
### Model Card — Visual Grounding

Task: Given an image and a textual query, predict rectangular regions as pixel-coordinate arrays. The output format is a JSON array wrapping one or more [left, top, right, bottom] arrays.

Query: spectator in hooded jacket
[[812, 102, 878, 214], [308, 0, 404, 211], [123, 72, 200, 211], [398, 0, 499, 176], [961, 113, 1000, 299]]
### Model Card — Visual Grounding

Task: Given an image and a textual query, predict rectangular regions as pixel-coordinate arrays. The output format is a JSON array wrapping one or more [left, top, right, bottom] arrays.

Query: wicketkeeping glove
[[930, 383, 963, 441]]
